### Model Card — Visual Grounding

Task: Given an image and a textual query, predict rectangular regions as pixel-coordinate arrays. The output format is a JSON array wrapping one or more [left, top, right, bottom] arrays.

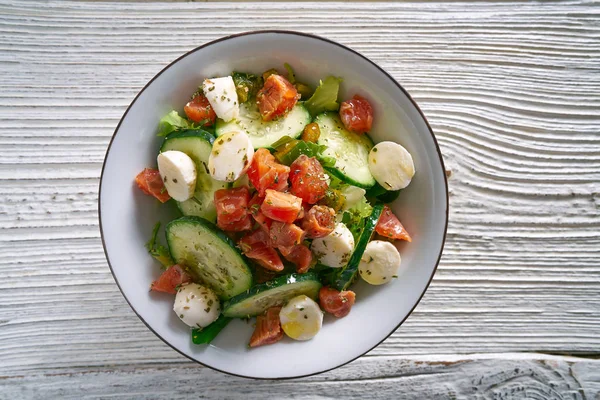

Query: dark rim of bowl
[[98, 30, 449, 380]]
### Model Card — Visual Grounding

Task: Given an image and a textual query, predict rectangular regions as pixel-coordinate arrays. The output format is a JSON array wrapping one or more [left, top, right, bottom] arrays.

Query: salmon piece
[[220, 214, 253, 232], [256, 74, 300, 121], [247, 148, 290, 196], [248, 193, 273, 233], [283, 244, 314, 274], [249, 306, 284, 348], [239, 229, 283, 272], [302, 205, 336, 239], [319, 287, 356, 318], [150, 265, 192, 295], [269, 221, 306, 255], [214, 186, 250, 229], [261, 190, 303, 224]]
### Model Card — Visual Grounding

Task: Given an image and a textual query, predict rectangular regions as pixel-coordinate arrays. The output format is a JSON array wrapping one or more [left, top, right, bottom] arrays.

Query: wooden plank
[[1, 354, 599, 399], [0, 0, 599, 394]]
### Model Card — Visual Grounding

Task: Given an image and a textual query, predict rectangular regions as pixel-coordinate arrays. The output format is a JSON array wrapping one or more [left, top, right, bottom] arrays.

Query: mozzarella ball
[[359, 240, 402, 285], [208, 131, 254, 182], [279, 295, 323, 341], [368, 141, 415, 190], [157, 150, 197, 201], [311, 223, 355, 268], [173, 283, 220, 328], [202, 77, 239, 122]]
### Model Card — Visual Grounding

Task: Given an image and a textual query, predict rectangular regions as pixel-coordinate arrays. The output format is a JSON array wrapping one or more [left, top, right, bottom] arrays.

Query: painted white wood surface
[[0, 0, 599, 397]]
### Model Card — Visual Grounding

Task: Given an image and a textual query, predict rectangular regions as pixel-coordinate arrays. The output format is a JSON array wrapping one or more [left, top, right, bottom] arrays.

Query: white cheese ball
[[279, 295, 323, 341], [368, 141, 415, 190], [173, 283, 220, 328], [202, 77, 239, 122], [311, 222, 355, 268], [157, 150, 197, 201], [358, 240, 402, 285], [208, 131, 254, 182]]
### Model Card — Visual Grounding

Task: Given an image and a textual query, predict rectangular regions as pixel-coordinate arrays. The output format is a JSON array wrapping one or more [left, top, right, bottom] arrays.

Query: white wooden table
[[1, 1, 599, 398]]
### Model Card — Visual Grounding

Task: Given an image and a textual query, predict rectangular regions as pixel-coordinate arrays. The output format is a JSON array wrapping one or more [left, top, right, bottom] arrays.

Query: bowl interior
[[100, 31, 447, 379]]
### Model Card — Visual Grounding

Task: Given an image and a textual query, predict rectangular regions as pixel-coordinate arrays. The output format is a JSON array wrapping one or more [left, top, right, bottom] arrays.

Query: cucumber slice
[[315, 112, 376, 189], [333, 203, 384, 291], [215, 102, 310, 149], [160, 130, 228, 222], [223, 273, 322, 318], [166, 217, 252, 300]]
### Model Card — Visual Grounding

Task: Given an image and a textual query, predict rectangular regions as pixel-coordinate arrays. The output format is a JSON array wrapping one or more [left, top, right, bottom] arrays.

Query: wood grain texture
[[1, 354, 599, 399], [0, 0, 599, 397]]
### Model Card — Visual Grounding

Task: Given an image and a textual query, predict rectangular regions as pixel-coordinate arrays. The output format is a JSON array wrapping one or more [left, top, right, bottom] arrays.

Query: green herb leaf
[[145, 222, 174, 268], [191, 315, 232, 345], [341, 197, 373, 241], [272, 136, 337, 169], [283, 63, 296, 84], [304, 76, 343, 116], [157, 110, 193, 137], [232, 72, 262, 103]]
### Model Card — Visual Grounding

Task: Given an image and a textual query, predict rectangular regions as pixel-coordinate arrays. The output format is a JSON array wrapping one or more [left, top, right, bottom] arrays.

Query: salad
[[135, 64, 415, 347]]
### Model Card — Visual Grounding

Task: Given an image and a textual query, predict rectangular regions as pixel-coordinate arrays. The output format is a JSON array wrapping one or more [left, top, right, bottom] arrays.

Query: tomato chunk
[[256, 74, 300, 121], [135, 168, 171, 203], [283, 244, 314, 274], [248, 193, 272, 233], [339, 94, 374, 134], [239, 229, 283, 271], [214, 186, 250, 230], [249, 306, 284, 348], [319, 287, 356, 318], [302, 205, 336, 239], [261, 190, 303, 224], [289, 155, 328, 204], [247, 148, 290, 196], [150, 265, 192, 295], [270, 221, 305, 255], [375, 205, 412, 242], [184, 93, 217, 126]]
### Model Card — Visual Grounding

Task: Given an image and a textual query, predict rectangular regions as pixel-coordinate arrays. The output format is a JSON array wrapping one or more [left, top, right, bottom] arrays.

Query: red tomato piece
[[375, 205, 412, 242], [256, 74, 300, 121], [184, 93, 217, 126], [269, 221, 305, 255], [214, 186, 250, 230], [339, 94, 374, 134], [239, 229, 284, 272], [283, 244, 314, 274], [289, 155, 328, 204], [135, 168, 171, 203], [249, 306, 284, 348], [247, 149, 290, 197], [301, 205, 336, 239], [150, 265, 192, 295], [261, 189, 303, 224], [319, 287, 356, 318]]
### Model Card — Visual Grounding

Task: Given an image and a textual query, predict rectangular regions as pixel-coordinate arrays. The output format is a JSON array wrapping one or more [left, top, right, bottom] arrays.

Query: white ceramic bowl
[[99, 31, 448, 379]]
